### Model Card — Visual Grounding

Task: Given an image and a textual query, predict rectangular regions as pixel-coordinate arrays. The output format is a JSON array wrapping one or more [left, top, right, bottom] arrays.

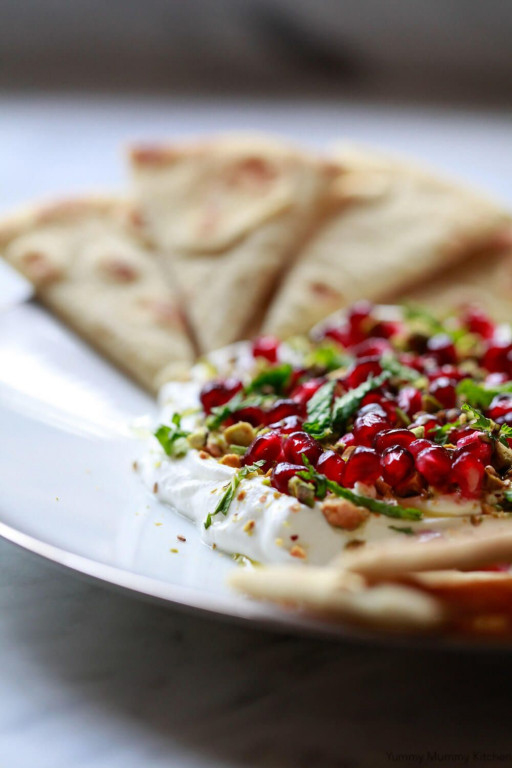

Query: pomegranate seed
[[265, 399, 304, 424], [324, 326, 350, 348], [408, 438, 432, 458], [399, 353, 426, 373], [252, 335, 280, 363], [243, 431, 283, 471], [271, 462, 305, 494], [380, 446, 415, 488], [452, 452, 485, 498], [351, 337, 391, 358], [428, 365, 466, 383], [449, 425, 476, 443], [462, 306, 495, 339], [283, 431, 323, 467], [343, 446, 381, 487], [483, 341, 512, 374], [372, 320, 402, 340], [200, 378, 243, 414], [290, 378, 325, 406], [428, 377, 457, 409], [375, 428, 416, 453], [410, 413, 440, 439], [397, 386, 422, 417], [426, 334, 457, 366], [317, 450, 345, 484], [346, 300, 374, 345], [497, 412, 512, 427], [345, 357, 383, 388], [485, 372, 509, 386], [339, 432, 355, 448], [415, 446, 452, 490], [360, 392, 397, 423], [232, 406, 266, 427], [455, 431, 493, 464], [267, 415, 304, 434], [488, 393, 512, 421], [353, 411, 390, 447]]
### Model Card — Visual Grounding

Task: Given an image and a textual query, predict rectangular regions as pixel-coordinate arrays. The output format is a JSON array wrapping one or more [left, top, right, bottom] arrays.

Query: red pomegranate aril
[[408, 438, 432, 458], [488, 393, 512, 421], [232, 406, 266, 427], [410, 413, 440, 439], [339, 431, 355, 448], [283, 431, 323, 467], [324, 326, 350, 348], [397, 386, 423, 417], [267, 415, 304, 434], [485, 372, 510, 386], [428, 365, 466, 383], [200, 378, 243, 414], [497, 412, 512, 427], [375, 428, 416, 453], [346, 300, 374, 344], [462, 306, 495, 340], [428, 377, 457, 409], [270, 462, 305, 495], [380, 446, 415, 488], [265, 398, 304, 424], [483, 341, 512, 374], [344, 446, 381, 487], [399, 353, 426, 374], [357, 403, 388, 420], [353, 411, 390, 447], [252, 335, 280, 363], [415, 446, 453, 490], [316, 450, 346, 484], [345, 357, 383, 388], [455, 431, 493, 464], [426, 334, 457, 366], [372, 320, 402, 340], [290, 378, 325, 406], [360, 393, 397, 422], [351, 337, 391, 358], [243, 431, 283, 471], [452, 452, 485, 498]]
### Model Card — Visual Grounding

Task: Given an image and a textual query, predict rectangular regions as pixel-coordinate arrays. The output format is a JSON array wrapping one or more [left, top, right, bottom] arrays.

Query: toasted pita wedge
[[263, 144, 511, 338], [0, 197, 194, 393], [129, 134, 335, 352], [406, 240, 512, 321], [229, 565, 444, 630]]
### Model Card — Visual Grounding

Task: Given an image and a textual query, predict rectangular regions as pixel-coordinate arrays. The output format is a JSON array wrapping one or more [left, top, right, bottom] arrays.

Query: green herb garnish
[[204, 461, 265, 529], [154, 413, 190, 458], [206, 393, 266, 430], [402, 304, 446, 334], [457, 378, 512, 410], [381, 355, 423, 384], [432, 419, 461, 445], [504, 489, 512, 503], [388, 525, 416, 535], [461, 403, 512, 446], [298, 458, 422, 521], [306, 343, 351, 372], [245, 363, 293, 396], [303, 379, 336, 439], [332, 371, 391, 432]]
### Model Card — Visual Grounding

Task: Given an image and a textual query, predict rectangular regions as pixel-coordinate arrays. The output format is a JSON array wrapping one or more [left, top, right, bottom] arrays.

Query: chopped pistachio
[[410, 425, 425, 438], [494, 441, 512, 471], [187, 428, 208, 450], [422, 393, 443, 413], [224, 421, 256, 447], [219, 453, 242, 469], [288, 476, 316, 507]]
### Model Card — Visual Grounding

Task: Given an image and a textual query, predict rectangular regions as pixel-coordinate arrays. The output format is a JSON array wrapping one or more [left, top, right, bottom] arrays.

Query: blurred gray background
[[1, 0, 512, 104]]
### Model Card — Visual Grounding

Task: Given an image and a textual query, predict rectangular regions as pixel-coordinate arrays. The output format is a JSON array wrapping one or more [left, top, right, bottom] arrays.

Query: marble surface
[[2, 94, 512, 768]]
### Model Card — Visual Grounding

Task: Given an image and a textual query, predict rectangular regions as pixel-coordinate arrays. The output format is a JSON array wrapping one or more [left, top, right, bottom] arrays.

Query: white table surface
[[2, 93, 512, 768]]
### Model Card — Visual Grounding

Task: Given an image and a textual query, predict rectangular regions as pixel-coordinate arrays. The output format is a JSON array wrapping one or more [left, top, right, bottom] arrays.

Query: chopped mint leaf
[[388, 525, 415, 535], [303, 379, 336, 439], [381, 355, 422, 384], [306, 343, 351, 372], [298, 457, 422, 521], [402, 304, 446, 334], [432, 420, 461, 445], [457, 378, 512, 410], [245, 363, 293, 396], [461, 403, 512, 446], [204, 461, 265, 529], [206, 393, 266, 430], [504, 489, 512, 503], [155, 413, 190, 458], [332, 371, 391, 432]]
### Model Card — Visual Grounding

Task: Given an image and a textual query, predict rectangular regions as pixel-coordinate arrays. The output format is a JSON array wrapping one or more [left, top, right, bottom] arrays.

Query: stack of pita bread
[[1, 133, 511, 394]]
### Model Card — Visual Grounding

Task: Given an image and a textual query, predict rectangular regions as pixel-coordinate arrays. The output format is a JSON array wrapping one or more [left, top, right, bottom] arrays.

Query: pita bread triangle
[[128, 134, 336, 353], [262, 144, 511, 338], [0, 196, 195, 393]]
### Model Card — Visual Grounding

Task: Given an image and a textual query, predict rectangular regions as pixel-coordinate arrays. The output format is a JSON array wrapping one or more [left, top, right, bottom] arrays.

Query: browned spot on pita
[[21, 251, 62, 285], [130, 146, 180, 166], [225, 157, 279, 191], [100, 258, 139, 283], [309, 281, 342, 301], [139, 298, 181, 327]]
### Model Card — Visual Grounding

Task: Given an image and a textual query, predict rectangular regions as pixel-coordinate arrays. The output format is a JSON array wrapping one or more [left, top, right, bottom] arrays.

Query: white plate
[[0, 301, 378, 641]]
